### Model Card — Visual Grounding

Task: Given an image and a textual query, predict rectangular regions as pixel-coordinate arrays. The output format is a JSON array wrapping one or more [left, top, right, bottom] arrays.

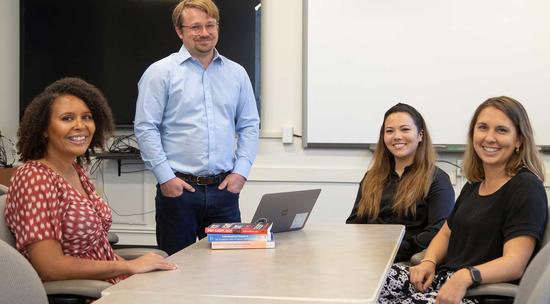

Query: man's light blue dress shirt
[[134, 46, 260, 184]]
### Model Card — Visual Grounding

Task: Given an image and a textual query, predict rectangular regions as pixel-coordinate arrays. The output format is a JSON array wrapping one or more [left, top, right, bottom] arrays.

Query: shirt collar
[[389, 160, 414, 178], [176, 45, 224, 65]]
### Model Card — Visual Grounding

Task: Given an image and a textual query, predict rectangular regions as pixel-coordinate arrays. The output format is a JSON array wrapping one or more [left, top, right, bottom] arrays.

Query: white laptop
[[251, 189, 321, 233]]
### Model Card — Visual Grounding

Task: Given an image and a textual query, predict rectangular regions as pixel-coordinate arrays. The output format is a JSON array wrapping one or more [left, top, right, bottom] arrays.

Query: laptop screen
[[251, 189, 321, 233]]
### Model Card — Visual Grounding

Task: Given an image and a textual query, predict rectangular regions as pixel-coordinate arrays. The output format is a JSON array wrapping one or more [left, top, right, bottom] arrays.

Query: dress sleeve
[[346, 173, 367, 224], [503, 173, 548, 244], [5, 165, 63, 255], [413, 168, 455, 248]]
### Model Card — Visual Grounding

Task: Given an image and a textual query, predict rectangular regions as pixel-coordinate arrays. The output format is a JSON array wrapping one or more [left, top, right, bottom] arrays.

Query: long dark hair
[[358, 103, 436, 219]]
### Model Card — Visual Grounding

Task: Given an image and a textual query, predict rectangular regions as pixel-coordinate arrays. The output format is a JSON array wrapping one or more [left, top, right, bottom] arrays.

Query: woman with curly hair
[[5, 77, 176, 284]]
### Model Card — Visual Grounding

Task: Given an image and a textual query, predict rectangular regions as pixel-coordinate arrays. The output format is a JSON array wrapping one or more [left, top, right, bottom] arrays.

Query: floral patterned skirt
[[378, 263, 479, 304]]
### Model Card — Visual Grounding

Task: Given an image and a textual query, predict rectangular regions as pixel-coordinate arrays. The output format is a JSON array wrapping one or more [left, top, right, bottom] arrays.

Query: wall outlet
[[282, 126, 294, 144]]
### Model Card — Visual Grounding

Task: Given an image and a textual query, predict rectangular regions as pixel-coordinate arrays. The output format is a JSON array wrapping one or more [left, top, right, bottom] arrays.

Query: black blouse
[[441, 168, 547, 271], [346, 166, 455, 262]]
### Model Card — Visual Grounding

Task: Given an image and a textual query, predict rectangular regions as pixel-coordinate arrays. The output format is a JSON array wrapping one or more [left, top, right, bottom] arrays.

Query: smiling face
[[175, 7, 219, 59], [383, 112, 423, 168], [473, 106, 522, 172], [44, 95, 96, 161]]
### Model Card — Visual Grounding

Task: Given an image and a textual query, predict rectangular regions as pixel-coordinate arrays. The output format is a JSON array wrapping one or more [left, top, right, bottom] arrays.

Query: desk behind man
[[134, 0, 260, 255]]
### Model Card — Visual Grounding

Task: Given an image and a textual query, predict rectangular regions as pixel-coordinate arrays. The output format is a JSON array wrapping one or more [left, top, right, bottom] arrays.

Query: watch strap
[[466, 266, 482, 287]]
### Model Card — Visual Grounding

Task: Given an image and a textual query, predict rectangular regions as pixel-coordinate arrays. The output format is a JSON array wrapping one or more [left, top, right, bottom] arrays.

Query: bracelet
[[420, 259, 437, 267]]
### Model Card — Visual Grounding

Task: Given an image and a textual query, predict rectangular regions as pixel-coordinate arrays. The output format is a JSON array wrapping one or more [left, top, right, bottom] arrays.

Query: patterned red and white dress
[[5, 160, 124, 284]]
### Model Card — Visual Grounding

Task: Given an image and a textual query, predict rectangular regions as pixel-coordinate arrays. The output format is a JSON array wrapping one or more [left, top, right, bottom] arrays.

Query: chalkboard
[[303, 0, 550, 147]]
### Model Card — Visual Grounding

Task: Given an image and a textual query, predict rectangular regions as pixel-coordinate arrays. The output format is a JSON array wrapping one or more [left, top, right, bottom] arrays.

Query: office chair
[[0, 190, 111, 303], [0, 239, 49, 304], [515, 243, 550, 304], [0, 183, 7, 194], [0, 187, 167, 303], [467, 242, 550, 304], [409, 207, 550, 304]]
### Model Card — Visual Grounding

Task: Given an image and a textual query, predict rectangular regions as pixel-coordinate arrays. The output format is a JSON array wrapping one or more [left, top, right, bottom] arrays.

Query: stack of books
[[205, 222, 275, 250]]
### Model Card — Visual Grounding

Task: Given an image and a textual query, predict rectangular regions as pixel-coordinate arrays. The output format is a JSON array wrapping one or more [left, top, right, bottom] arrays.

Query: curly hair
[[18, 77, 115, 164]]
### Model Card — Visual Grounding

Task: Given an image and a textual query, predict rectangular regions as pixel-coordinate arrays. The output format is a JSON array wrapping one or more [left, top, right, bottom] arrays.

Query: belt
[[175, 172, 230, 185]]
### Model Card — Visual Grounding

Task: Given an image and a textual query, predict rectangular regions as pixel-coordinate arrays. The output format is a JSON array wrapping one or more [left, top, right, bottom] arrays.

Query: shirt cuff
[[232, 158, 252, 179], [153, 161, 176, 184]]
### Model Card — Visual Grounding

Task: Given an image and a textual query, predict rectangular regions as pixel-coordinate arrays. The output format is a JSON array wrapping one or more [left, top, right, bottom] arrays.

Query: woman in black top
[[378, 97, 548, 304], [346, 103, 454, 262]]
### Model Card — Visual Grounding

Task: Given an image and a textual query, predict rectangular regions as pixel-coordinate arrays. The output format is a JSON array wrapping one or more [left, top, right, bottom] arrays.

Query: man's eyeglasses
[[180, 22, 218, 34]]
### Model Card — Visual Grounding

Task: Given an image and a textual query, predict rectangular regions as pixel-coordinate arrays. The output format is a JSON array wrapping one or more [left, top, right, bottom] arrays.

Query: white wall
[[1, 0, 548, 245]]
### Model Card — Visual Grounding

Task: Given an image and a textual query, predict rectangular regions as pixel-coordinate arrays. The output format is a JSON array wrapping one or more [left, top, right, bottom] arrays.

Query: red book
[[205, 222, 273, 234]]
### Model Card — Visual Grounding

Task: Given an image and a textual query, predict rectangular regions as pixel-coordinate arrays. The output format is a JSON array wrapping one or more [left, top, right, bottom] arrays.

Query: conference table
[[97, 224, 404, 303]]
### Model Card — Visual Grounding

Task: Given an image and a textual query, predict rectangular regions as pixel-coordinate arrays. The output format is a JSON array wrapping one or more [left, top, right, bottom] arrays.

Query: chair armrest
[[43, 279, 112, 299], [115, 248, 168, 260], [107, 232, 119, 245], [465, 283, 518, 298], [408, 250, 518, 299], [0, 184, 8, 194], [409, 252, 517, 299], [410, 250, 426, 265]]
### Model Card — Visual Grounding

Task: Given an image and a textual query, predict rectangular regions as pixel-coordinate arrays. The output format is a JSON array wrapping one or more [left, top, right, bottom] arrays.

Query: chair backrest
[[0, 191, 16, 246], [0, 239, 48, 304], [514, 242, 550, 304], [0, 183, 8, 194], [523, 263, 550, 304], [512, 206, 550, 303]]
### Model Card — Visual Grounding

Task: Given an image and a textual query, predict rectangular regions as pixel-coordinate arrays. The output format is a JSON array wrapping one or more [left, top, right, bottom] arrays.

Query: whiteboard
[[304, 0, 550, 147]]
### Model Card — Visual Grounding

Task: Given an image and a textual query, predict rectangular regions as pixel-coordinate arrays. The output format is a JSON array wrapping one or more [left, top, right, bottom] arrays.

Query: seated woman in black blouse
[[346, 103, 455, 262], [378, 96, 548, 304]]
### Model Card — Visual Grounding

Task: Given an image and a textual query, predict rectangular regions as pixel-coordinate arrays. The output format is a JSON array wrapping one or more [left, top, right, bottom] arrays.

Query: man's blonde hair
[[172, 0, 220, 28]]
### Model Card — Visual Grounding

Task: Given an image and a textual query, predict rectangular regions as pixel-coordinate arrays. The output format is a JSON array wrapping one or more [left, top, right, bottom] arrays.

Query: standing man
[[134, 0, 260, 255]]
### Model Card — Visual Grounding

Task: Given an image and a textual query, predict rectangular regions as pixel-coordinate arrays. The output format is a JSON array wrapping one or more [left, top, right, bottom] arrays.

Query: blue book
[[207, 233, 273, 242]]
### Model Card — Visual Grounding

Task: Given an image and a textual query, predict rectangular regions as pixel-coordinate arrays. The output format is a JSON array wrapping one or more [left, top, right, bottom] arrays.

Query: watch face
[[469, 267, 482, 286]]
